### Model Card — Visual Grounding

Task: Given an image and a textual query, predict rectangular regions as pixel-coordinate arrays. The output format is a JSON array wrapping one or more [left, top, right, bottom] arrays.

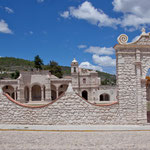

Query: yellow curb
[[0, 129, 150, 132]]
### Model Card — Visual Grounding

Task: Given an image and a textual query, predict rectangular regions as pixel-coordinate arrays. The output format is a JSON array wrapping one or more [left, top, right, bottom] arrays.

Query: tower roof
[[72, 58, 78, 63]]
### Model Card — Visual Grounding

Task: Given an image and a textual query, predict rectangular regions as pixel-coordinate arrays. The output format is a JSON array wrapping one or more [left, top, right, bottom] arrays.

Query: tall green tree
[[34, 55, 43, 70], [47, 61, 63, 78], [10, 70, 20, 79]]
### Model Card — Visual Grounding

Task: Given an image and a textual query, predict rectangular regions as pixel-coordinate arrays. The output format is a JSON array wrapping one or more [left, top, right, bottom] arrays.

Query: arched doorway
[[58, 84, 68, 96], [51, 84, 57, 100], [82, 90, 88, 100], [32, 85, 41, 101], [24, 86, 29, 103], [2, 85, 15, 99]]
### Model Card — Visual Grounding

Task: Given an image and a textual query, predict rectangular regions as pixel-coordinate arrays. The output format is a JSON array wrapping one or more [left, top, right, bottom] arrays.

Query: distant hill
[[0, 57, 116, 85], [0, 57, 34, 71]]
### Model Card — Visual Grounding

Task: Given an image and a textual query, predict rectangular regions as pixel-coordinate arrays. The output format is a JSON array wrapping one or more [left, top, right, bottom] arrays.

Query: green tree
[[47, 61, 63, 78], [34, 55, 43, 70], [10, 70, 20, 79]]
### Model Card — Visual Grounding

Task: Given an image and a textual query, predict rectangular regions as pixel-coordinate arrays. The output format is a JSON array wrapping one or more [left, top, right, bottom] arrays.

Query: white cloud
[[61, 1, 120, 28], [0, 20, 12, 34], [79, 61, 103, 71], [112, 0, 150, 29], [4, 7, 14, 13], [60, 11, 70, 18], [92, 55, 116, 67], [78, 44, 87, 49], [85, 46, 114, 55], [61, 0, 150, 30], [37, 0, 44, 3]]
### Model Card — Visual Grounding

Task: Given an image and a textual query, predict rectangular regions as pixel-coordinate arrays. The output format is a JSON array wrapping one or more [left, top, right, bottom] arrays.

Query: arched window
[[100, 93, 110, 101], [105, 94, 110, 101], [83, 78, 86, 84], [82, 90, 88, 100], [74, 67, 76, 73]]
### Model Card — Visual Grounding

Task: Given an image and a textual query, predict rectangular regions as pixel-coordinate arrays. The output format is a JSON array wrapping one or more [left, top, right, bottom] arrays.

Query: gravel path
[[0, 131, 150, 150]]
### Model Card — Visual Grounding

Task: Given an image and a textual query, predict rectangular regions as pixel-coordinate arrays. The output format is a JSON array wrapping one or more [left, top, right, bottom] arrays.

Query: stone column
[[56, 87, 59, 98], [14, 89, 16, 100], [45, 88, 51, 101], [135, 49, 146, 124], [17, 89, 20, 101], [41, 88, 44, 101]]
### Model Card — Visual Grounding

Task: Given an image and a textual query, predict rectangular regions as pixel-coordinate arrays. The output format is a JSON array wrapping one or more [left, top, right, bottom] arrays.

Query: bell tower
[[71, 58, 79, 93], [71, 58, 78, 74]]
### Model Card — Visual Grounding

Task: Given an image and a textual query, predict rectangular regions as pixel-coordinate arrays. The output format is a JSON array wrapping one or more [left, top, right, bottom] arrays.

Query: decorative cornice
[[114, 44, 150, 50], [114, 28, 150, 50]]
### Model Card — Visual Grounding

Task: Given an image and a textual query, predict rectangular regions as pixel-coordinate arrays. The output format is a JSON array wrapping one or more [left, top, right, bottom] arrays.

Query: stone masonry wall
[[0, 83, 145, 125], [0, 89, 120, 125]]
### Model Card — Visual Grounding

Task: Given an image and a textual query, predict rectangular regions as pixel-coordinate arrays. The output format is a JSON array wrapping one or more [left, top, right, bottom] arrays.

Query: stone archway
[[82, 90, 88, 100], [2, 85, 15, 99], [32, 85, 41, 101], [114, 32, 150, 124]]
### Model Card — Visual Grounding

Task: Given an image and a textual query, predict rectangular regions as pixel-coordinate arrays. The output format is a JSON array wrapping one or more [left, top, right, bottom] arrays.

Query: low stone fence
[[0, 85, 121, 125], [0, 84, 148, 125]]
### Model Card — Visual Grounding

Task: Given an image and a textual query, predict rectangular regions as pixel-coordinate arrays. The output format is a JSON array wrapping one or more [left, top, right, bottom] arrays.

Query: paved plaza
[[0, 130, 150, 150]]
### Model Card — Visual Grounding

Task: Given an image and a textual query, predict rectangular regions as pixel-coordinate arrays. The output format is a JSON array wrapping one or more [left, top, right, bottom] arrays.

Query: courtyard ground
[[0, 126, 150, 150]]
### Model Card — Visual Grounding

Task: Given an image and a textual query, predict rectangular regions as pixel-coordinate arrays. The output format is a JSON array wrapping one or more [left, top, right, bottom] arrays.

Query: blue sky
[[0, 0, 149, 74]]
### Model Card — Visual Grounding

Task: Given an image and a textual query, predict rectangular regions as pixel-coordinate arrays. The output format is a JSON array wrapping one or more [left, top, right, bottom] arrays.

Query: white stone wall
[[0, 89, 120, 125], [0, 86, 146, 125]]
